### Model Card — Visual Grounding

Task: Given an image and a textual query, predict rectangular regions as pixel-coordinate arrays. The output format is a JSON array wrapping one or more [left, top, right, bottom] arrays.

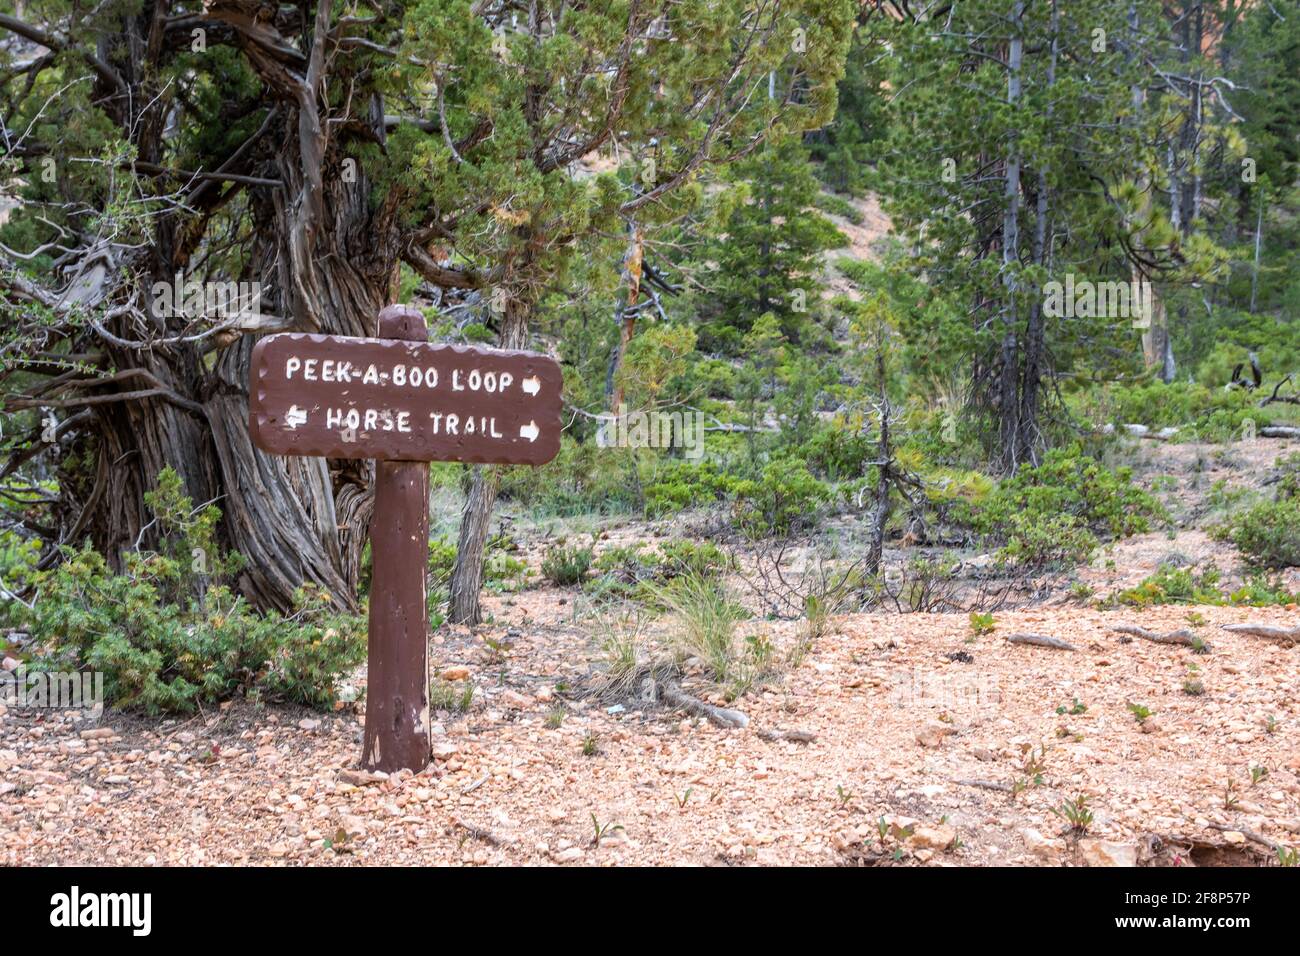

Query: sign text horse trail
[[249, 305, 563, 772]]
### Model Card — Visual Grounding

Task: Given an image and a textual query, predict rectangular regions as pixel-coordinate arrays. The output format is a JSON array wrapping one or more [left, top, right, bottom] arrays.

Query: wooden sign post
[[249, 305, 562, 772]]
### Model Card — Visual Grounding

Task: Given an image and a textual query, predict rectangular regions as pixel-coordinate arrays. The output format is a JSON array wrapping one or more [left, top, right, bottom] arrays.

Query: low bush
[[16, 469, 364, 714], [972, 445, 1162, 542], [541, 541, 595, 586], [655, 540, 730, 579], [997, 511, 1099, 569], [1076, 379, 1273, 442], [800, 422, 874, 481], [730, 458, 831, 537], [1112, 563, 1296, 608], [1211, 453, 1300, 570], [589, 539, 730, 602], [1113, 564, 1227, 608], [1213, 497, 1300, 570], [643, 460, 735, 516]]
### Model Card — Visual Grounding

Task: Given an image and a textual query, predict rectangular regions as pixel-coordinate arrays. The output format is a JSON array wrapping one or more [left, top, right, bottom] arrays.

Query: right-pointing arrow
[[521, 376, 541, 396], [519, 420, 539, 442]]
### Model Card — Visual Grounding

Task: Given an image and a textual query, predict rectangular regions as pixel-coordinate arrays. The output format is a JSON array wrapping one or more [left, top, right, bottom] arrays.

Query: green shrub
[[1224, 576, 1299, 606], [643, 460, 735, 516], [974, 445, 1161, 542], [427, 537, 458, 591], [997, 512, 1099, 568], [541, 541, 594, 586], [1211, 454, 1300, 570], [423, 535, 524, 600], [730, 458, 831, 537], [16, 469, 365, 714], [1214, 497, 1300, 570], [497, 436, 642, 516], [655, 539, 730, 579], [0, 529, 40, 627], [1114, 564, 1226, 608], [1078, 380, 1271, 442], [800, 422, 873, 481], [1277, 453, 1300, 500], [1110, 564, 1294, 609], [589, 539, 730, 602], [592, 543, 655, 583]]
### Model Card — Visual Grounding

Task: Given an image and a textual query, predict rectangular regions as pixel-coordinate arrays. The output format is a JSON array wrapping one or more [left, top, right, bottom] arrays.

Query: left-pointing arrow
[[519, 420, 539, 442], [286, 405, 308, 429]]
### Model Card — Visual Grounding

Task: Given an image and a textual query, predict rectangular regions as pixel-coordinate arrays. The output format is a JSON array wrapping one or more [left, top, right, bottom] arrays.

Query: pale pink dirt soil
[[3, 597, 1296, 866], [5, 437, 1297, 866]]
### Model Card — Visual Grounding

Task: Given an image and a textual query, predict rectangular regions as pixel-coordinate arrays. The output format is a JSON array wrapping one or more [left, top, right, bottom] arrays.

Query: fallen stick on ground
[[1113, 624, 1200, 647], [660, 679, 749, 728], [1007, 632, 1077, 651], [1206, 822, 1282, 852], [453, 817, 514, 847], [1220, 623, 1300, 645], [1260, 426, 1300, 439], [756, 728, 817, 743], [951, 778, 1015, 793]]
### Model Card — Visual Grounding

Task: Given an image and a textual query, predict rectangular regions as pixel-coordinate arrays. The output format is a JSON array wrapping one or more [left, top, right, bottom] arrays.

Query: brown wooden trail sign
[[249, 329, 562, 465], [249, 305, 562, 772]]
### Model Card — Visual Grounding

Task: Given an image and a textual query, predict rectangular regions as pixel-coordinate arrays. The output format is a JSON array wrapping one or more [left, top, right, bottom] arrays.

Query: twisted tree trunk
[[73, 3, 401, 612], [447, 295, 533, 625]]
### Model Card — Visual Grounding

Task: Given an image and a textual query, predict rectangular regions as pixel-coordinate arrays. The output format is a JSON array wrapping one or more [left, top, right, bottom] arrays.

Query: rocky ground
[[5, 436, 1297, 867], [3, 596, 1296, 867]]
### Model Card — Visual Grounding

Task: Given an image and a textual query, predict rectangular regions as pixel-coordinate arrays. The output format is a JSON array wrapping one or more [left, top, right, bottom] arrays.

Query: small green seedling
[[1049, 793, 1094, 835], [591, 814, 625, 847], [1223, 779, 1240, 810], [1127, 702, 1153, 724]]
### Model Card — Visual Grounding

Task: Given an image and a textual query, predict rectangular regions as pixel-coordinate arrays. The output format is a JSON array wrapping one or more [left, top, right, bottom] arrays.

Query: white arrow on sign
[[286, 405, 308, 429], [519, 421, 539, 442], [521, 376, 541, 396]]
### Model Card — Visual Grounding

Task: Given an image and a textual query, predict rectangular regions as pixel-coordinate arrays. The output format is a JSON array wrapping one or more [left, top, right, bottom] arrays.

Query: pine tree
[[694, 135, 844, 351], [0, 0, 854, 623]]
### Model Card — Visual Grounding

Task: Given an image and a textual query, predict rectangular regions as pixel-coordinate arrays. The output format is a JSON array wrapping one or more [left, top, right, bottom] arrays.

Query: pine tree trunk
[[605, 224, 645, 411], [998, 2, 1025, 473], [447, 296, 533, 625], [80, 96, 396, 612]]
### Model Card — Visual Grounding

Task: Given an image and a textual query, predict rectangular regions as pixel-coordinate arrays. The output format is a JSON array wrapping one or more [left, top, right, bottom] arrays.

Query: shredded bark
[[1221, 623, 1300, 645], [660, 679, 749, 729], [453, 817, 513, 847], [1006, 632, 1076, 651], [756, 728, 818, 744], [1112, 624, 1200, 647], [1206, 822, 1282, 852]]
